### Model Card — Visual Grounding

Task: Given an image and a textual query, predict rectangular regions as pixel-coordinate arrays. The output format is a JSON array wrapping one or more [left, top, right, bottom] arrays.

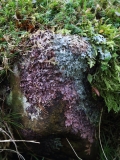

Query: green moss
[[7, 67, 23, 113], [93, 59, 120, 112]]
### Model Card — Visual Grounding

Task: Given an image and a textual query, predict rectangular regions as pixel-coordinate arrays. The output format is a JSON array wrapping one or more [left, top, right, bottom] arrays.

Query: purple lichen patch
[[65, 108, 95, 143], [19, 30, 97, 143], [19, 30, 78, 117]]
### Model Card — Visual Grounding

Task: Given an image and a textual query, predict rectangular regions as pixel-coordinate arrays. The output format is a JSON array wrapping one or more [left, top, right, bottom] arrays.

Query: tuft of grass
[[97, 108, 120, 160]]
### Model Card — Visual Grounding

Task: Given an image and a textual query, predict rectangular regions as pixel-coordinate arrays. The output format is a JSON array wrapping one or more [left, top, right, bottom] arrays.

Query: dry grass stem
[[99, 108, 108, 160], [66, 138, 83, 160], [0, 140, 40, 143]]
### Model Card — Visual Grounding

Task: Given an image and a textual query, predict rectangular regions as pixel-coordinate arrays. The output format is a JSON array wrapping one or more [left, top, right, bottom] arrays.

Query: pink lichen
[[19, 30, 96, 143], [65, 108, 95, 143]]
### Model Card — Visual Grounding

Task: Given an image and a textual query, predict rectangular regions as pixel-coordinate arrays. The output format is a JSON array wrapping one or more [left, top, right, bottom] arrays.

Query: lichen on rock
[[11, 30, 99, 145]]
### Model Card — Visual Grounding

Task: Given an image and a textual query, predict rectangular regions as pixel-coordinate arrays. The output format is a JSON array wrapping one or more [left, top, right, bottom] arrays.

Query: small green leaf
[[87, 74, 93, 83], [87, 59, 96, 68], [112, 53, 118, 58], [115, 12, 120, 17], [56, 29, 71, 35]]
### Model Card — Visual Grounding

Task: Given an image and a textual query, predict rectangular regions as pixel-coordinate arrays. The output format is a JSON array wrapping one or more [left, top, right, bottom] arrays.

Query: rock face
[[8, 30, 99, 159]]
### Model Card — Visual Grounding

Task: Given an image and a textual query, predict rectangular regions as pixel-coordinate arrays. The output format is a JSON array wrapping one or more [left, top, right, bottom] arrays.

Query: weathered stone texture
[[8, 30, 99, 159]]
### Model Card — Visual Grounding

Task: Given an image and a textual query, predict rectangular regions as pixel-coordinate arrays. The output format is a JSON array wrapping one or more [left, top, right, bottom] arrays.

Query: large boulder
[[8, 30, 99, 160]]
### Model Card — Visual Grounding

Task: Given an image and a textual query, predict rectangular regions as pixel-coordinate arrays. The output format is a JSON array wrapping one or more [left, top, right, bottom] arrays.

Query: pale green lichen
[[53, 34, 99, 124], [22, 95, 43, 121]]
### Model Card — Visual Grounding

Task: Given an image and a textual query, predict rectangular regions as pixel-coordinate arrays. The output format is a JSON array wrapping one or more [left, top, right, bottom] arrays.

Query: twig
[[0, 140, 40, 143], [99, 108, 108, 160], [0, 126, 23, 160], [0, 149, 25, 160], [66, 138, 82, 160], [0, 126, 40, 160], [5, 123, 21, 160]]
